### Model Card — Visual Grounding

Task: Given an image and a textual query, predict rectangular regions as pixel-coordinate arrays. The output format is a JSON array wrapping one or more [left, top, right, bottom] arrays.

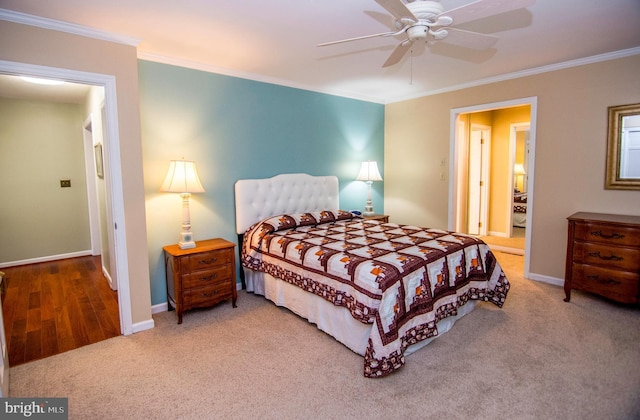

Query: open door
[[467, 125, 491, 236]]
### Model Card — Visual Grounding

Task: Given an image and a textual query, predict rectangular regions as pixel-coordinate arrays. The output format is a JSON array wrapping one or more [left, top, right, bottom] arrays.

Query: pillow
[[258, 210, 356, 233]]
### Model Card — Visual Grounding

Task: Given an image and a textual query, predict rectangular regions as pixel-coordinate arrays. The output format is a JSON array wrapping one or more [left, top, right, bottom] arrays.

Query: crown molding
[[0, 8, 140, 47], [389, 46, 640, 103]]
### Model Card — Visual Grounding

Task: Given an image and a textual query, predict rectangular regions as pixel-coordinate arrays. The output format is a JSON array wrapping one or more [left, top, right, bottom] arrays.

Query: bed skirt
[[244, 267, 478, 357]]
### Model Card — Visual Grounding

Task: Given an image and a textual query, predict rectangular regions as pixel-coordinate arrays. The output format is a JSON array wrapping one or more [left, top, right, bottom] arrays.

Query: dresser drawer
[[186, 249, 233, 271], [574, 222, 640, 247], [573, 242, 640, 271], [183, 283, 233, 308], [182, 265, 233, 289], [571, 263, 639, 303]]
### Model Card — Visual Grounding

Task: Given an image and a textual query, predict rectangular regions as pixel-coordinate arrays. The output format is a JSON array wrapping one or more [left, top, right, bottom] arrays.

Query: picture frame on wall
[[94, 143, 104, 178]]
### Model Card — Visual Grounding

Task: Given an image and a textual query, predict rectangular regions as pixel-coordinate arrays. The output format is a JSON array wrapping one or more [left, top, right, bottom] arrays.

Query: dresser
[[564, 212, 640, 304], [164, 238, 237, 324]]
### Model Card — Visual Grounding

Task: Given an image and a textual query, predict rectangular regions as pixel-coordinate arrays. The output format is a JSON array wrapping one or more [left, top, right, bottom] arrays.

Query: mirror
[[605, 103, 640, 190]]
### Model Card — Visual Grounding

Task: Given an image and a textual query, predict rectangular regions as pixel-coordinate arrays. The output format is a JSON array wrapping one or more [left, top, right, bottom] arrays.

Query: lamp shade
[[513, 163, 526, 176], [356, 161, 383, 182], [160, 160, 205, 193]]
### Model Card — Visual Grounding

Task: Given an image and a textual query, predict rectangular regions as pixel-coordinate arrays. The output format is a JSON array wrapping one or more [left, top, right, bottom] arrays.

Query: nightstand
[[163, 238, 237, 324], [363, 214, 389, 223]]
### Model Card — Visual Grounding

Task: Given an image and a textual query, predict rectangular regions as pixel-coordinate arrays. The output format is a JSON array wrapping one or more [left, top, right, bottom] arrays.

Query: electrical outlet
[[60, 180, 71, 188]]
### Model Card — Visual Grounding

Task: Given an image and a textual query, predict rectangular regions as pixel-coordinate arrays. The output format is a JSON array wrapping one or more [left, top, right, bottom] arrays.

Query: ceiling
[[1, 0, 639, 104]]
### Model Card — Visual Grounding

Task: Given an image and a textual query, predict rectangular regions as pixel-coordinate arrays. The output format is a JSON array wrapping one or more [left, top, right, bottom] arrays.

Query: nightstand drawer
[[183, 265, 233, 289], [186, 249, 233, 271], [184, 284, 233, 308]]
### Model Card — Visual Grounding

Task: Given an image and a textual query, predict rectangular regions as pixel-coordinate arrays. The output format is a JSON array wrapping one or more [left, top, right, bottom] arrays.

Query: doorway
[[0, 61, 133, 335], [449, 97, 537, 277]]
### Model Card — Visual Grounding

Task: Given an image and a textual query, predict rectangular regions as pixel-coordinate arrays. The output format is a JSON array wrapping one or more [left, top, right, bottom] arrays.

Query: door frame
[[0, 59, 133, 335], [449, 97, 538, 278], [508, 122, 530, 236]]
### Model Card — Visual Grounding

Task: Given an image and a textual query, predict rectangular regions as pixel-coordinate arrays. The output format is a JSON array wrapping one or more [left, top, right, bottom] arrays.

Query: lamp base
[[178, 231, 196, 249], [363, 205, 375, 216]]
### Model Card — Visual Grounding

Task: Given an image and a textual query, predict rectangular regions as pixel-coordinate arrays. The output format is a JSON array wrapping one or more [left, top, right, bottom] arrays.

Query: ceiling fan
[[318, 0, 535, 67]]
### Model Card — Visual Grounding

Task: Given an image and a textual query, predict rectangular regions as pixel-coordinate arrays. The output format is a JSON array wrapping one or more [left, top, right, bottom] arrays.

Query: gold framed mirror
[[605, 103, 640, 190]]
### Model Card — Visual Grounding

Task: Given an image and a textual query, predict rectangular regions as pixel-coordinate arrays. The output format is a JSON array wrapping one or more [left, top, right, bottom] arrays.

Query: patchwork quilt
[[242, 210, 510, 377]]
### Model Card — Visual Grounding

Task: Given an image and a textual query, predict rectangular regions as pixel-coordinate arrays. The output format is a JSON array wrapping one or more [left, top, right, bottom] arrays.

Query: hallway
[[1, 256, 120, 366]]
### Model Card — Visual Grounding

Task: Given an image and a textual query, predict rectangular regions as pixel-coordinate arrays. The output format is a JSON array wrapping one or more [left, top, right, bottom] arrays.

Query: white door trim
[[83, 116, 102, 255], [449, 97, 538, 278], [0, 59, 133, 335]]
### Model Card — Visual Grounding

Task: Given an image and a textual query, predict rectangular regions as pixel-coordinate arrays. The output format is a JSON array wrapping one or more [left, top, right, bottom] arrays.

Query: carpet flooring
[[7, 252, 640, 419]]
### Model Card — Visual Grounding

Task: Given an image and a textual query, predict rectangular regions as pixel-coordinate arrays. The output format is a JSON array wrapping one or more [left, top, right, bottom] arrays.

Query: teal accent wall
[[139, 60, 384, 306]]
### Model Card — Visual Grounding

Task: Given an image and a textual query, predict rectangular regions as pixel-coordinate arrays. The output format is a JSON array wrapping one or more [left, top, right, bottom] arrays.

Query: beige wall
[[0, 21, 152, 326], [0, 97, 90, 261], [385, 54, 640, 282]]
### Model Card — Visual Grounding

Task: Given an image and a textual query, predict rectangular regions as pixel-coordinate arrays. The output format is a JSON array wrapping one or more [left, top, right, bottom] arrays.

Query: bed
[[513, 190, 527, 227], [235, 173, 510, 377]]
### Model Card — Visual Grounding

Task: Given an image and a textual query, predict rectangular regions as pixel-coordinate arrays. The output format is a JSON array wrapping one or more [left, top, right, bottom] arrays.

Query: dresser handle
[[199, 274, 218, 282], [201, 290, 219, 297], [589, 231, 625, 240], [586, 275, 621, 286], [587, 251, 623, 261], [199, 258, 218, 264]]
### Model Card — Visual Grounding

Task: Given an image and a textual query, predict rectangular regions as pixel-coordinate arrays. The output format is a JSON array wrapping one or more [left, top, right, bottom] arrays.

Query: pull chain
[[410, 49, 414, 85]]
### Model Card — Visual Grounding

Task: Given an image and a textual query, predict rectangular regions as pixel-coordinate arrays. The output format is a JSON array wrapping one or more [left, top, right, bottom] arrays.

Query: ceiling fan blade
[[382, 41, 413, 68], [437, 28, 498, 50], [439, 0, 535, 26], [318, 31, 398, 47], [375, 0, 416, 22]]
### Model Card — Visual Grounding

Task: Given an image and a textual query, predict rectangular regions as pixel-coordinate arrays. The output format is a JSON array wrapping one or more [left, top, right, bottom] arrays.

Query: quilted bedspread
[[242, 210, 510, 377]]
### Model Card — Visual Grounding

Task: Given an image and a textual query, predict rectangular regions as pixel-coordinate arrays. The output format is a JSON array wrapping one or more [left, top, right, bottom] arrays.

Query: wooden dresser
[[564, 212, 640, 304], [164, 238, 237, 324]]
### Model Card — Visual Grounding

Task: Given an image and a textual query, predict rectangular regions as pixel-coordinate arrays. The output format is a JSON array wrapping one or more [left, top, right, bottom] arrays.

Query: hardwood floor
[[1, 256, 120, 366]]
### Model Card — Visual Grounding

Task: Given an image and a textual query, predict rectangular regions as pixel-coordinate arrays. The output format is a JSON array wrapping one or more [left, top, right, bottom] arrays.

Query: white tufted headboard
[[234, 173, 340, 234]]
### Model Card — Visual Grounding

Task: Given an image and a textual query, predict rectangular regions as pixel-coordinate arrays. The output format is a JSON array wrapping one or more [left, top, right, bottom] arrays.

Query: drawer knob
[[587, 251, 623, 261], [589, 230, 625, 240], [586, 275, 621, 286], [199, 274, 218, 282], [201, 290, 218, 297], [200, 258, 218, 264]]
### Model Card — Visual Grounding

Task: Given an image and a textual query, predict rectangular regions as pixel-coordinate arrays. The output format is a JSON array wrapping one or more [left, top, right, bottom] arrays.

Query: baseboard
[[487, 230, 508, 238], [0, 250, 93, 268], [131, 318, 155, 334], [528, 272, 564, 287], [487, 244, 524, 255], [152, 302, 168, 314]]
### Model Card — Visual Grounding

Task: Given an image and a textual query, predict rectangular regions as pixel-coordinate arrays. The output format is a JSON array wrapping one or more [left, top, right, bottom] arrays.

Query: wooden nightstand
[[164, 238, 237, 324], [363, 214, 389, 223]]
